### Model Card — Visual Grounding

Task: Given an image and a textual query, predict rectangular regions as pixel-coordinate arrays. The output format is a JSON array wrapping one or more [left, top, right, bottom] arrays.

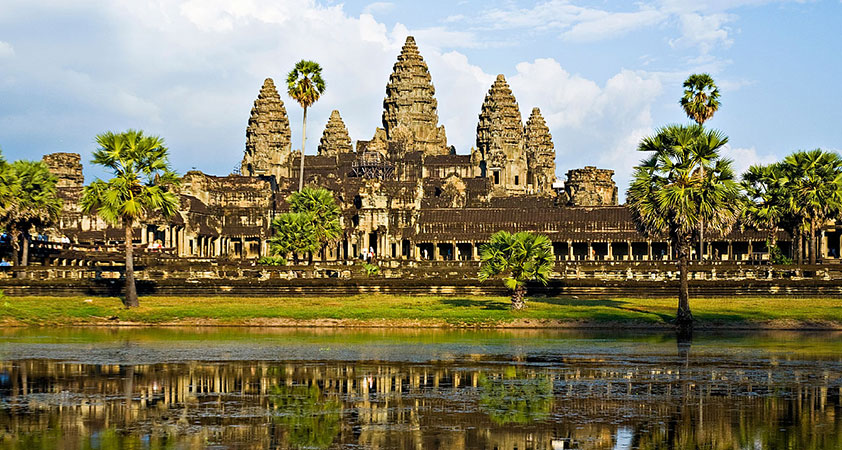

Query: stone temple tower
[[241, 78, 292, 179], [318, 110, 353, 156], [476, 74, 528, 195], [381, 36, 448, 157], [524, 107, 556, 195]]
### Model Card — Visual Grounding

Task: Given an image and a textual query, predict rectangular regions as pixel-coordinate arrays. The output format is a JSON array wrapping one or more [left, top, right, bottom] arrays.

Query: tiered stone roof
[[525, 107, 556, 194], [241, 78, 291, 177], [382, 36, 448, 156], [476, 74, 525, 168], [318, 110, 353, 156]]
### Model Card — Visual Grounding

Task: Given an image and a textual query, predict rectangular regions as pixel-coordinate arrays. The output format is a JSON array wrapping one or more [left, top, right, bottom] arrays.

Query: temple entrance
[[417, 243, 434, 260], [367, 232, 378, 257], [456, 243, 472, 261], [826, 230, 841, 259], [437, 243, 454, 261]]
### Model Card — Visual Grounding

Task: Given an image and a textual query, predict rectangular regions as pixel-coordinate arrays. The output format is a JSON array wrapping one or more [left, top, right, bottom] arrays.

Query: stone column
[[164, 226, 171, 248], [627, 241, 632, 261], [727, 240, 733, 261], [647, 240, 652, 261], [821, 230, 827, 258], [433, 241, 440, 261], [567, 240, 573, 261], [607, 242, 613, 260]]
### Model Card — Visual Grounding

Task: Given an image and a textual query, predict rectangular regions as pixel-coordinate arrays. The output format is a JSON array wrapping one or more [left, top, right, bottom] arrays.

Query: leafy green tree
[[680, 73, 721, 260], [81, 130, 180, 308], [741, 163, 799, 261], [288, 187, 342, 262], [782, 149, 842, 264], [287, 60, 326, 192], [268, 212, 317, 264], [1, 160, 62, 266], [627, 124, 741, 328], [478, 231, 553, 310], [680, 73, 720, 126], [0, 149, 18, 215]]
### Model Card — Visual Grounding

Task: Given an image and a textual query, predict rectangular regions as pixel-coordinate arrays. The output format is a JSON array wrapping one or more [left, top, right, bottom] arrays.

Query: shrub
[[362, 262, 380, 277], [257, 256, 287, 266]]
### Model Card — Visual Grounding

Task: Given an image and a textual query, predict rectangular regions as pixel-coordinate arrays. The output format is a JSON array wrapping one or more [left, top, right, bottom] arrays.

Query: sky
[[1, 0, 841, 199]]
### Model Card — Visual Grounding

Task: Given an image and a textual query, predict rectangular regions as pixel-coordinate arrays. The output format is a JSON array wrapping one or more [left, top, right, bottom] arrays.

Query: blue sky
[[1, 0, 840, 196]]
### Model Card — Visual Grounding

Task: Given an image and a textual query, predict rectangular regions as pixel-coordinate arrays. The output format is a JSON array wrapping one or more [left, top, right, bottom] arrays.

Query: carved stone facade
[[563, 166, 619, 207], [318, 110, 353, 156], [42, 153, 83, 188], [43, 36, 814, 264], [381, 36, 448, 157], [524, 107, 556, 195], [240, 78, 291, 179]]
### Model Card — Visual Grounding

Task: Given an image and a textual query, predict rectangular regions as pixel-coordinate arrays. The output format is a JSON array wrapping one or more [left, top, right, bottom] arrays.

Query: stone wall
[[563, 166, 618, 206], [42, 153, 84, 188]]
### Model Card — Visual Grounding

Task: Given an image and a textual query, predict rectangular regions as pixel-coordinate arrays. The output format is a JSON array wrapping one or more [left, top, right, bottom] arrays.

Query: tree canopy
[[478, 230, 553, 310], [680, 73, 720, 125], [1, 160, 63, 265]]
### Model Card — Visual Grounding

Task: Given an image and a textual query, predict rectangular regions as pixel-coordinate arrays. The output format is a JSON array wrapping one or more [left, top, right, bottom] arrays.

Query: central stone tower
[[381, 36, 448, 157]]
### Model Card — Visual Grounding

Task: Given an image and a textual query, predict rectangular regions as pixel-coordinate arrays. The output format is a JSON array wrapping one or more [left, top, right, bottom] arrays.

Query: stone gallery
[[42, 37, 829, 263]]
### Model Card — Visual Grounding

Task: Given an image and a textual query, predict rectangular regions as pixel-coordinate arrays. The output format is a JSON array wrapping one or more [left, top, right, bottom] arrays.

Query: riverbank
[[1, 294, 842, 329]]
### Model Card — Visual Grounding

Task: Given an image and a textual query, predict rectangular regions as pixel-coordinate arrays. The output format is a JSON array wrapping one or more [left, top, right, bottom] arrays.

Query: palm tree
[[680, 73, 720, 126], [1, 160, 63, 266], [680, 73, 721, 261], [288, 187, 342, 263], [81, 130, 180, 308], [478, 231, 554, 310], [627, 124, 741, 328], [0, 149, 18, 215], [287, 60, 327, 192], [268, 211, 317, 264], [741, 163, 790, 253], [782, 149, 842, 264]]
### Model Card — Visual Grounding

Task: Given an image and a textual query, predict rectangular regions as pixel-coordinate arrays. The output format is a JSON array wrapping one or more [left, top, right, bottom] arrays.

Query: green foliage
[[680, 73, 720, 125], [287, 60, 326, 109], [257, 255, 287, 266], [0, 159, 62, 263], [741, 164, 792, 238], [269, 187, 342, 262], [81, 130, 181, 226], [0, 148, 19, 215], [627, 124, 742, 242], [479, 231, 553, 308], [478, 367, 554, 425], [269, 384, 341, 449], [268, 212, 317, 260], [767, 241, 793, 265], [362, 262, 380, 277]]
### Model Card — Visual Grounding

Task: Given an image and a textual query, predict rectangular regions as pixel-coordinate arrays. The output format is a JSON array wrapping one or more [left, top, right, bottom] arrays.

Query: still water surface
[[1, 328, 841, 449]]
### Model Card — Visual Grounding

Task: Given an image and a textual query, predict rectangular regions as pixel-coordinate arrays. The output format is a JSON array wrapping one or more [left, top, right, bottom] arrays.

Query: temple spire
[[381, 36, 448, 156], [525, 107, 556, 194], [318, 110, 353, 156], [241, 78, 291, 178], [476, 74, 527, 193]]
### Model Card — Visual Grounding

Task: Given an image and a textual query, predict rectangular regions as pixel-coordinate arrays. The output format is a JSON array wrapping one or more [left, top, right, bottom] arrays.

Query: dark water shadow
[[529, 297, 675, 322]]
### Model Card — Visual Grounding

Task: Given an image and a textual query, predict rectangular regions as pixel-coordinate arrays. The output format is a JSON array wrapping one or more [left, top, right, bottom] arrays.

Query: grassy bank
[[1, 294, 842, 329]]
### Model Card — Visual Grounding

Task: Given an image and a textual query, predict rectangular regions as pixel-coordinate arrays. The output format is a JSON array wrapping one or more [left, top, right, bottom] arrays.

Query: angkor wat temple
[[41, 37, 842, 263]]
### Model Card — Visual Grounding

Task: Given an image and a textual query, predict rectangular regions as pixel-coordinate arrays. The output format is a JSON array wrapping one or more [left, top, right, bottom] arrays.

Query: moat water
[[1, 328, 840, 449]]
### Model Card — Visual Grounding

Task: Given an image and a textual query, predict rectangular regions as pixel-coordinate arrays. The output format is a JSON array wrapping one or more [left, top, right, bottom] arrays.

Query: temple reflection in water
[[2, 357, 841, 449]]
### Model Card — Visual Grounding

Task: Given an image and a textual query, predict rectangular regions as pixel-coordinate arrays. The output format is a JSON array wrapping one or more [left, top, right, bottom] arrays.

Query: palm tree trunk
[[21, 232, 30, 266], [809, 218, 817, 265], [9, 227, 19, 267], [794, 227, 803, 265], [124, 218, 139, 308], [298, 106, 308, 192], [676, 239, 693, 329], [511, 284, 526, 310]]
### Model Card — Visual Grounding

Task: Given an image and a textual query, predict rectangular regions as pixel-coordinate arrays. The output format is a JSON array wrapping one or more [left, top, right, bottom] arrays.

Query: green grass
[[1, 294, 841, 327]]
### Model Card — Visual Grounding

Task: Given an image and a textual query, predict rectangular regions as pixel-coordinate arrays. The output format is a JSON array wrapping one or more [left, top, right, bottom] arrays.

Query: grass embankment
[[1, 295, 841, 329]]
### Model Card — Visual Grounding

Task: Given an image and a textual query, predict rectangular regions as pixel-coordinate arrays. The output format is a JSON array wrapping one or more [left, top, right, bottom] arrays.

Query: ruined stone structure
[[240, 78, 291, 180], [563, 166, 618, 207], [39, 36, 838, 264], [42, 153, 83, 188]]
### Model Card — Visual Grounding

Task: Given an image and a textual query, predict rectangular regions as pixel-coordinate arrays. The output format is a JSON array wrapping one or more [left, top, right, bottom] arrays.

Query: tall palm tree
[[680, 73, 720, 126], [478, 230, 554, 310], [741, 164, 787, 249], [0, 149, 19, 222], [782, 149, 842, 264], [288, 187, 342, 262], [627, 124, 741, 328], [287, 60, 326, 192], [680, 73, 721, 261], [1, 160, 63, 266], [81, 130, 180, 307]]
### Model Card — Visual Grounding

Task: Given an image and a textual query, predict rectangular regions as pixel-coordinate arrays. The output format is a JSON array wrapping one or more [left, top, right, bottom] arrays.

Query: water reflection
[[0, 329, 841, 449]]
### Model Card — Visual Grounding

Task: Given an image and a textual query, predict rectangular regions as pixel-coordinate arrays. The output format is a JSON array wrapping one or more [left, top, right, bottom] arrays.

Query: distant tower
[[381, 36, 448, 157], [524, 107, 556, 195], [318, 110, 353, 156], [476, 74, 527, 194], [241, 78, 292, 179]]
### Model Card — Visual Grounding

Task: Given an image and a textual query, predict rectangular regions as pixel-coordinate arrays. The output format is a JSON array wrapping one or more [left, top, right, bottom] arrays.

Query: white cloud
[[362, 2, 394, 15], [0, 41, 14, 58], [562, 9, 665, 42], [669, 13, 734, 54], [722, 145, 778, 178]]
